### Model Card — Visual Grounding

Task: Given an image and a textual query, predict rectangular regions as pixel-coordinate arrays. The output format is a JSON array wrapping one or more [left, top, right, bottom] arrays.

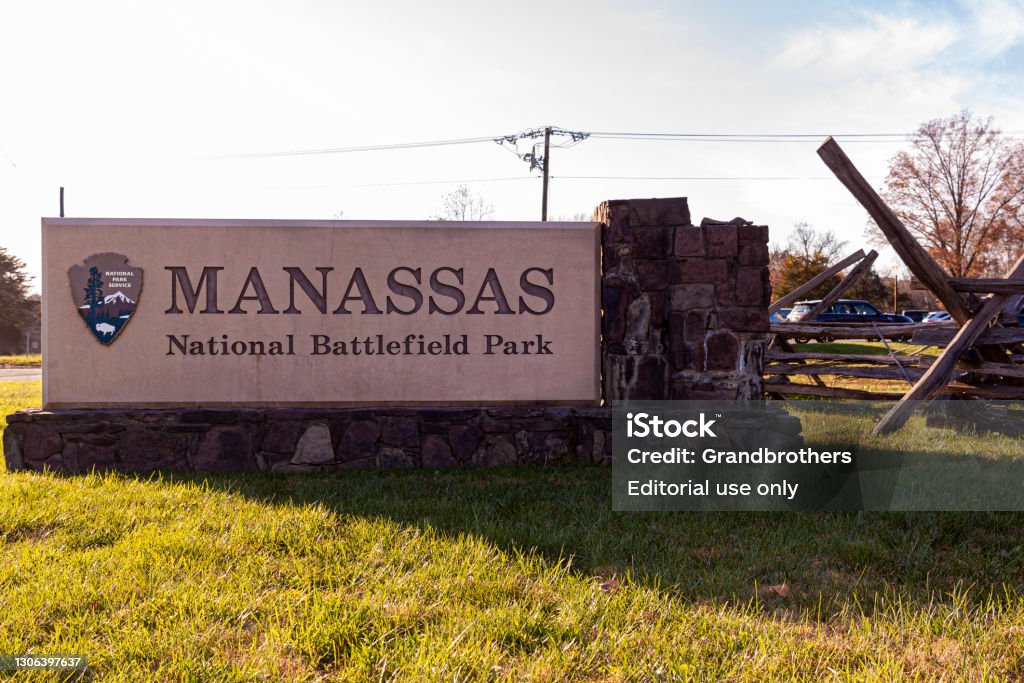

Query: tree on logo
[[83, 266, 104, 325]]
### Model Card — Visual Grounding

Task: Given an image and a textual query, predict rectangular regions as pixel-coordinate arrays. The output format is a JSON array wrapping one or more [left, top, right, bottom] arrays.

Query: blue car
[[785, 299, 914, 343], [787, 299, 913, 324]]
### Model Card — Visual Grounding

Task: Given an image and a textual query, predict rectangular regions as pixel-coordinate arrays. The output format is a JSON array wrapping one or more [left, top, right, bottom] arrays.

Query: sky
[[2, 0, 1023, 293]]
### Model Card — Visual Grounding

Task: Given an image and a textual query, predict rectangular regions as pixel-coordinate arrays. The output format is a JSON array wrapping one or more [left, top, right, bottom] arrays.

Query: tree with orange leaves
[[876, 110, 1024, 277]]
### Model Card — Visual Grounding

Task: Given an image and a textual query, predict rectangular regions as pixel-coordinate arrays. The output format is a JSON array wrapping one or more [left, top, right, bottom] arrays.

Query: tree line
[[0, 248, 38, 354]]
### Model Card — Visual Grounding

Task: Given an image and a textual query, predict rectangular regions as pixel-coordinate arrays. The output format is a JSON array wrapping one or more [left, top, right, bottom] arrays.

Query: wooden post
[[910, 325, 1024, 347], [817, 137, 970, 324], [872, 253, 1024, 435], [768, 249, 865, 315], [802, 250, 878, 321], [771, 322, 922, 340], [1002, 293, 1023, 317]]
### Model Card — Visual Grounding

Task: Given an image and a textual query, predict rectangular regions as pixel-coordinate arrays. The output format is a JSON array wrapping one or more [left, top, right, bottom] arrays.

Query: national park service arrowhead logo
[[68, 253, 143, 346]]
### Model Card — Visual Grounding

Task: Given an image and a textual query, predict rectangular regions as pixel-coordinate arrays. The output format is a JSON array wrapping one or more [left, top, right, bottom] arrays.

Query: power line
[[204, 135, 499, 159], [288, 176, 538, 189], [590, 136, 908, 143], [553, 175, 852, 181], [200, 127, 1024, 160], [589, 131, 1024, 142], [288, 175, 875, 188], [590, 131, 912, 139]]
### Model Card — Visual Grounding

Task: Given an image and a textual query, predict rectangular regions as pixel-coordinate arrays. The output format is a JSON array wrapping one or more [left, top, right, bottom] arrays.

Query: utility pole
[[495, 127, 589, 222], [892, 272, 898, 313], [59, 186, 64, 217], [541, 127, 551, 221]]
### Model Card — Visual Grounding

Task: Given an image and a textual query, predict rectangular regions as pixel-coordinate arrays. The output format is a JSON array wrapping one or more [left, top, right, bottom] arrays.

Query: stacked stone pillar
[[597, 198, 770, 402]]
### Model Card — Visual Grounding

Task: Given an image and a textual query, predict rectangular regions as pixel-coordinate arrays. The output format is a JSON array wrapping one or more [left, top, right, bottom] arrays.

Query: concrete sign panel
[[42, 218, 600, 408]]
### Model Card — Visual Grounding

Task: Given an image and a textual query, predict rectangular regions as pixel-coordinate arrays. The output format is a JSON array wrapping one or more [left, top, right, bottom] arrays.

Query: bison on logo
[[68, 253, 143, 346]]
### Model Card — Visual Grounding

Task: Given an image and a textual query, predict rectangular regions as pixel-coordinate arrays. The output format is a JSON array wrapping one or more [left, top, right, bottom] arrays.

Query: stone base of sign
[[2, 407, 614, 473]]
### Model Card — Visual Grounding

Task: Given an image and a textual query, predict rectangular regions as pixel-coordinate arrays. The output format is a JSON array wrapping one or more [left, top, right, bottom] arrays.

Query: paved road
[[0, 368, 42, 382]]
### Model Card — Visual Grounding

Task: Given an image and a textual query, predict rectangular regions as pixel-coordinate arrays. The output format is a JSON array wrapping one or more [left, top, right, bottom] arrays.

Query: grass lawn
[[791, 341, 941, 358], [0, 354, 41, 367], [3, 382, 1024, 680]]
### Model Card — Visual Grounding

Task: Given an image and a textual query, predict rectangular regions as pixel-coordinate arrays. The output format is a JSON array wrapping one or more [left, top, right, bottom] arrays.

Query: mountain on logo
[[79, 291, 135, 308], [77, 290, 136, 319], [104, 291, 135, 305]]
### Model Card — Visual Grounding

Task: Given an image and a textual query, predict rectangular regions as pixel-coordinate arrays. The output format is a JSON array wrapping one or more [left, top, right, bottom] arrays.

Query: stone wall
[[597, 198, 770, 401], [4, 196, 772, 473], [3, 407, 611, 473]]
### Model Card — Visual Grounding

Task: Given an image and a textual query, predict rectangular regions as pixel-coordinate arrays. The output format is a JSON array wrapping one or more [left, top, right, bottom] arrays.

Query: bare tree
[[553, 212, 593, 222], [433, 185, 494, 221], [785, 222, 847, 262], [875, 110, 1024, 277], [988, 150, 1024, 274]]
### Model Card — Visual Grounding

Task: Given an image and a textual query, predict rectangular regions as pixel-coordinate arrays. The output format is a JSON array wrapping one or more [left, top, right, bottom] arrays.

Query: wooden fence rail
[[770, 322, 927, 340]]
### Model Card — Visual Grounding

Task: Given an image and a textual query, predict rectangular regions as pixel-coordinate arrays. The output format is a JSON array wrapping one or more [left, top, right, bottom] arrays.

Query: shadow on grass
[[155, 463, 1024, 613]]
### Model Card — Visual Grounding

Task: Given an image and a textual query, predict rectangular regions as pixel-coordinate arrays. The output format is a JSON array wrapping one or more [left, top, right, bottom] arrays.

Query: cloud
[[771, 13, 958, 77], [964, 0, 1024, 57]]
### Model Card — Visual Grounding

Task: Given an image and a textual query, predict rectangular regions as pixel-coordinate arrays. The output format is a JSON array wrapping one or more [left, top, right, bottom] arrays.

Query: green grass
[[4, 383, 1024, 680], [0, 381, 40, 436], [0, 354, 41, 367], [792, 341, 941, 358], [789, 403, 1024, 509]]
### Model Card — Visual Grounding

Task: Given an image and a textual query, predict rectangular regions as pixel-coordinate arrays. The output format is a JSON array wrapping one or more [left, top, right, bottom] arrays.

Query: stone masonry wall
[[4, 196, 772, 473], [597, 198, 770, 401], [3, 407, 611, 473]]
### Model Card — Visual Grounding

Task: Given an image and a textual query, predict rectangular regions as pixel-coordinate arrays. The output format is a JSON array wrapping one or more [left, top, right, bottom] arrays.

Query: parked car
[[786, 299, 913, 324], [922, 311, 951, 324], [785, 299, 914, 343], [901, 309, 929, 322], [769, 307, 791, 323]]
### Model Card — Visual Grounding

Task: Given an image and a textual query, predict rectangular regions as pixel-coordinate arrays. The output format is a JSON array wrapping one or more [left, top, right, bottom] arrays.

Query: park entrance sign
[[12, 198, 774, 474], [43, 218, 601, 408]]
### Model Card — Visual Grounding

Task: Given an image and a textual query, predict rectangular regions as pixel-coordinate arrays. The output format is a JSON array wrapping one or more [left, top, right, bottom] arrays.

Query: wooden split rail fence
[[764, 321, 1024, 400]]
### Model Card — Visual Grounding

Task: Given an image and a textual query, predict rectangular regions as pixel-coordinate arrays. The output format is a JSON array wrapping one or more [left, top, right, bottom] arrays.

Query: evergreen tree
[[84, 266, 104, 325], [845, 268, 889, 310], [772, 252, 840, 302], [0, 248, 35, 352]]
